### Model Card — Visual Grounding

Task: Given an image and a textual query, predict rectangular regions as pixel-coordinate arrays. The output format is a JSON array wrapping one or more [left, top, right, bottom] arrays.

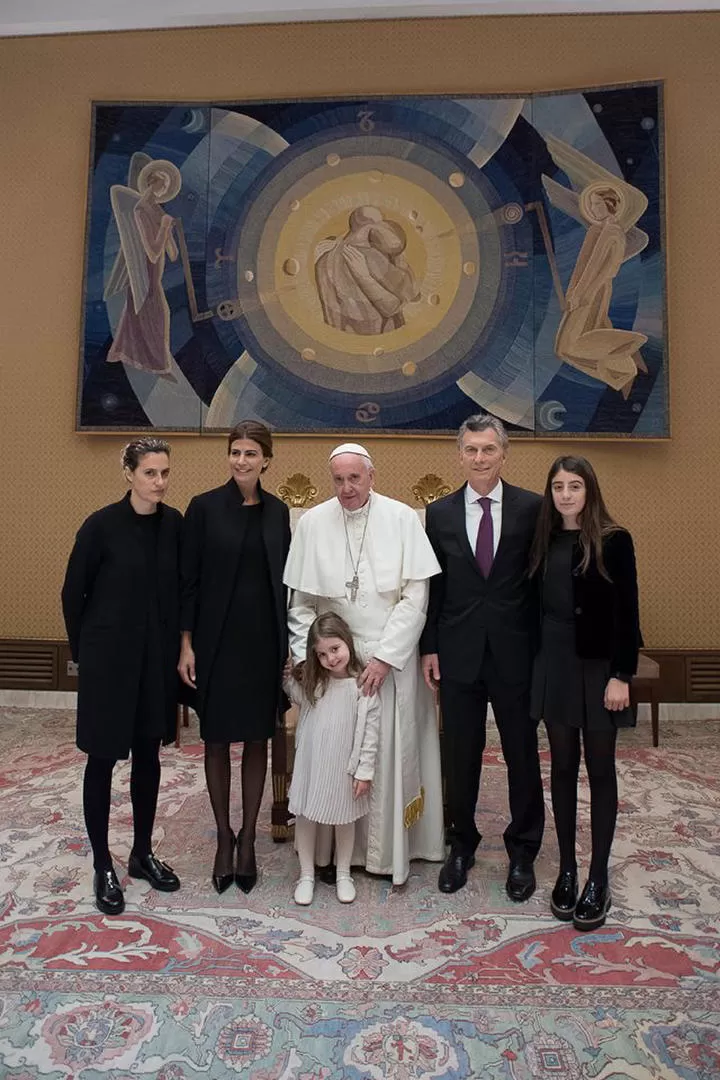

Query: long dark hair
[[301, 612, 362, 704], [530, 456, 620, 580]]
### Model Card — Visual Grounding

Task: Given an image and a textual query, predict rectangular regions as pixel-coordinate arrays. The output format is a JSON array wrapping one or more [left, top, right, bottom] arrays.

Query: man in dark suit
[[420, 413, 545, 899]]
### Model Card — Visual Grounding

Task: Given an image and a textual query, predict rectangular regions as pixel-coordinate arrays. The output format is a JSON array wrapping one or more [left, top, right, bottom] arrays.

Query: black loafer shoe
[[94, 868, 125, 915], [506, 862, 536, 902], [128, 852, 181, 892], [573, 880, 611, 931], [438, 852, 475, 894], [550, 870, 578, 921]]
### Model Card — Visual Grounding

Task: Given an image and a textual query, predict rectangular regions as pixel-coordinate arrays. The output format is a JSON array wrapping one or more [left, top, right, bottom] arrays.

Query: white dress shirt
[[465, 479, 503, 558]]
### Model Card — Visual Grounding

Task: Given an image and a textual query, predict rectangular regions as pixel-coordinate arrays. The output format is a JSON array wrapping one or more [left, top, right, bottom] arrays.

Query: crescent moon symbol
[[537, 400, 567, 431], [183, 108, 207, 134]]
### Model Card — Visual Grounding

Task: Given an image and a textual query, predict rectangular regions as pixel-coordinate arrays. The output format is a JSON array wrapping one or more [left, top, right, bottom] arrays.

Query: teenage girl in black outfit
[[530, 456, 641, 931]]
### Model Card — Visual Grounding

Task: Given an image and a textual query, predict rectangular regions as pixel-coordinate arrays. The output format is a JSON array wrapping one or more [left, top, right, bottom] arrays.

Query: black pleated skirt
[[531, 616, 635, 731]]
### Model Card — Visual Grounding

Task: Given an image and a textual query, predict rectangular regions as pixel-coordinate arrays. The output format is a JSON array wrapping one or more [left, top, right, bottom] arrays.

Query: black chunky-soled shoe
[[550, 870, 578, 921], [93, 868, 125, 915], [128, 852, 181, 892], [235, 832, 258, 894], [212, 832, 235, 895], [506, 862, 536, 902], [573, 880, 611, 931]]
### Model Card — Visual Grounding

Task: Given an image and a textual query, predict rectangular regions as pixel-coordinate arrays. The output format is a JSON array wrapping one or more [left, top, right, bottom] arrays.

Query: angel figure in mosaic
[[543, 134, 649, 397], [103, 154, 181, 376]]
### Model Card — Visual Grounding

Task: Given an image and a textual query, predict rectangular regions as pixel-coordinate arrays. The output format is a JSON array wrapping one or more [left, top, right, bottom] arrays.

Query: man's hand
[[604, 677, 629, 711], [353, 778, 371, 799], [178, 643, 197, 689], [421, 653, 441, 694], [358, 657, 391, 697]]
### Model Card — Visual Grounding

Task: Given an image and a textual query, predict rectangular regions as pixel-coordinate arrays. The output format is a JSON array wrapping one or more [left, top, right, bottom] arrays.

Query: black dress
[[531, 530, 632, 731], [200, 503, 280, 743]]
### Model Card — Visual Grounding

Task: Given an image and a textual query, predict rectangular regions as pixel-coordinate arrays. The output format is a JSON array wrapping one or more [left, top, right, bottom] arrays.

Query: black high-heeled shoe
[[235, 831, 257, 894], [212, 831, 235, 895]]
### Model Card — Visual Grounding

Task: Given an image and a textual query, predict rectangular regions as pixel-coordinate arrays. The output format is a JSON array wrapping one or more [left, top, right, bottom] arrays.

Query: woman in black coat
[[530, 455, 641, 932], [178, 421, 290, 894], [62, 438, 182, 916]]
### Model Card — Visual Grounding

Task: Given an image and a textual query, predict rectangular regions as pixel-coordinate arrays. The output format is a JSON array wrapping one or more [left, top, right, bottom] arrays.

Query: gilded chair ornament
[[412, 474, 451, 506], [276, 474, 318, 508]]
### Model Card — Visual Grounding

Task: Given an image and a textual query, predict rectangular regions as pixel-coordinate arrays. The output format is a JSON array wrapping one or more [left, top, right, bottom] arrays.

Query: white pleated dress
[[287, 677, 379, 826]]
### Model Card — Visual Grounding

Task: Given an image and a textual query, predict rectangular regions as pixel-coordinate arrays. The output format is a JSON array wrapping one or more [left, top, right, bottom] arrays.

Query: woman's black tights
[[83, 737, 162, 872], [545, 722, 618, 884], [204, 739, 268, 876]]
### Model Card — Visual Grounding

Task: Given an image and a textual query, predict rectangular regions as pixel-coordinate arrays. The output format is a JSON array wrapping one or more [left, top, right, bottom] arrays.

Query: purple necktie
[[475, 496, 494, 577]]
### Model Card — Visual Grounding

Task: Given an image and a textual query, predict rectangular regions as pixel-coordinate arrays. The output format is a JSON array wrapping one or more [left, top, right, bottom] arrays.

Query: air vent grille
[[0, 641, 58, 689], [687, 655, 720, 700]]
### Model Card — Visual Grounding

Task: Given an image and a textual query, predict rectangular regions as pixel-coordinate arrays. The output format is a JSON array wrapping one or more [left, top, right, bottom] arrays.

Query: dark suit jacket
[[420, 481, 542, 685], [61, 494, 182, 758], [180, 479, 291, 718], [569, 527, 642, 679]]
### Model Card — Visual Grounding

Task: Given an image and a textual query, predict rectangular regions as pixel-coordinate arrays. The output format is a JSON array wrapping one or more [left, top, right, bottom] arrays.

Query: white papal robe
[[284, 492, 445, 885]]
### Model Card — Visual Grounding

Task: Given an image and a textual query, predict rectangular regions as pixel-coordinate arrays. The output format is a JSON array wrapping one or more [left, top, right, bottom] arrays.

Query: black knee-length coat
[[61, 494, 183, 759], [180, 480, 291, 722]]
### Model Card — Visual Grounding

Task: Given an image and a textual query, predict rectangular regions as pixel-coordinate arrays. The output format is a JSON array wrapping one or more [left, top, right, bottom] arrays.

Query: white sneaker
[[336, 874, 356, 903], [294, 876, 315, 906]]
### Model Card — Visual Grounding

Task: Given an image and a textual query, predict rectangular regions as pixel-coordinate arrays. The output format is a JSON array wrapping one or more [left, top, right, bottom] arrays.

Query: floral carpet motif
[[0, 706, 718, 1078]]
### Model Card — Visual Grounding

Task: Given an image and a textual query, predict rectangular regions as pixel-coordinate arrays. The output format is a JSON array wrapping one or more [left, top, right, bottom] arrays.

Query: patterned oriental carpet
[[0, 706, 718, 1080]]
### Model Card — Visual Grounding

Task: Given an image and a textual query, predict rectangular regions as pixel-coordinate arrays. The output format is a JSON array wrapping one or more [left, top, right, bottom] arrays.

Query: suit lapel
[[489, 482, 519, 579]]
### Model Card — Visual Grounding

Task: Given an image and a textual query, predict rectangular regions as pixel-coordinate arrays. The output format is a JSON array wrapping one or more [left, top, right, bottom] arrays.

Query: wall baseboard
[[1, 640, 719, 703]]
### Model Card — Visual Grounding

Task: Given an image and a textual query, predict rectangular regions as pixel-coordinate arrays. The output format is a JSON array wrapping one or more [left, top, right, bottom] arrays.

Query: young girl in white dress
[[285, 613, 380, 906]]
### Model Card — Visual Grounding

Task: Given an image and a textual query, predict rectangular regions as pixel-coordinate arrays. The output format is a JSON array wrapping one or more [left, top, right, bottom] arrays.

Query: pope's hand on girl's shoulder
[[353, 778, 371, 799], [283, 658, 304, 682]]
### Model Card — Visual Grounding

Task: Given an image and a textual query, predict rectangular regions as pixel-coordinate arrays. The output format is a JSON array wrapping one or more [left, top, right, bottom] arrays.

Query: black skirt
[[531, 617, 634, 731]]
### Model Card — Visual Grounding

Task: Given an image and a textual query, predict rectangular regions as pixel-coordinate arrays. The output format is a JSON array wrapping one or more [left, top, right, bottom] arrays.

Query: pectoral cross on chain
[[346, 574, 360, 602]]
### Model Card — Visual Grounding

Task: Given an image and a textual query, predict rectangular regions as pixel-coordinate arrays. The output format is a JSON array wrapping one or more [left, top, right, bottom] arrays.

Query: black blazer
[[180, 479, 291, 717], [567, 528, 642, 680], [420, 482, 542, 684], [61, 495, 183, 759]]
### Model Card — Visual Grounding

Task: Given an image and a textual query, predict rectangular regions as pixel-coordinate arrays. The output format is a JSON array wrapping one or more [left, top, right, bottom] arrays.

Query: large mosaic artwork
[[0, 707, 717, 1077], [78, 84, 667, 436]]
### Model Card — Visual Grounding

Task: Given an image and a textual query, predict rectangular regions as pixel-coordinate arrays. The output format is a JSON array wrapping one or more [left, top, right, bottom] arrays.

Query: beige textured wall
[[1, 12, 719, 647]]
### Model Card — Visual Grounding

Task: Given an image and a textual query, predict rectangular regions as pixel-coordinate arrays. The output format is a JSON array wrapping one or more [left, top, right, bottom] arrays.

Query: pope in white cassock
[[283, 442, 446, 885]]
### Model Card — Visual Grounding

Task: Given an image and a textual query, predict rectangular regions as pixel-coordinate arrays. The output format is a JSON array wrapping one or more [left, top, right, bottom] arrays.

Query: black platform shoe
[[128, 852, 181, 892], [235, 832, 257, 894], [550, 870, 578, 921], [573, 880, 611, 931], [93, 868, 125, 915], [212, 832, 235, 895]]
